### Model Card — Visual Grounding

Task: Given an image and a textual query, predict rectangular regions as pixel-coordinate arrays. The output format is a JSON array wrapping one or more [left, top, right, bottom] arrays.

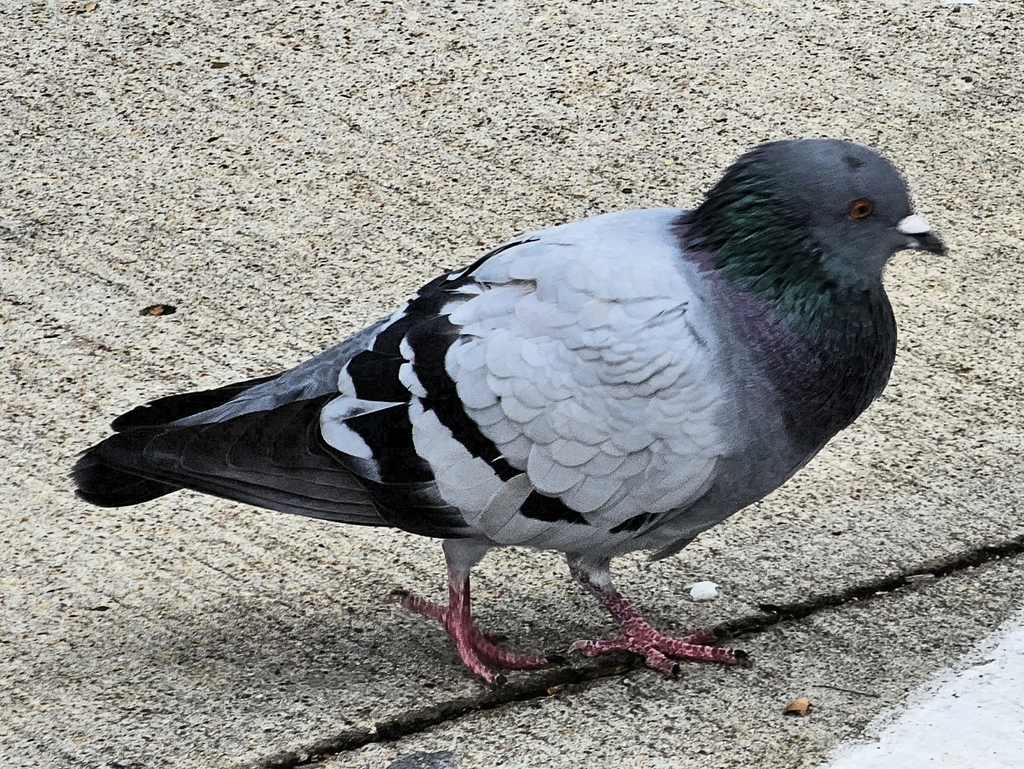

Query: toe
[[641, 648, 679, 678], [680, 629, 718, 645]]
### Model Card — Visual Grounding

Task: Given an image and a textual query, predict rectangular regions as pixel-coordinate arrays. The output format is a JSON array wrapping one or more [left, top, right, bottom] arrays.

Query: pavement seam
[[248, 532, 1024, 768], [727, 531, 1024, 636]]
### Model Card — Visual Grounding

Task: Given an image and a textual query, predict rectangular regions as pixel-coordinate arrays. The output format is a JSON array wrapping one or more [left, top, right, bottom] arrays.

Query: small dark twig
[[810, 683, 881, 698]]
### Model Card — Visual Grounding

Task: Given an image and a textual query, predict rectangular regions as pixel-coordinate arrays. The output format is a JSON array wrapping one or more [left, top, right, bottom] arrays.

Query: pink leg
[[568, 564, 747, 678], [398, 551, 552, 684]]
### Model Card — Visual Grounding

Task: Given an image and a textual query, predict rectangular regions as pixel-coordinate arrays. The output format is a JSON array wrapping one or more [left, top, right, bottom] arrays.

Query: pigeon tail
[[72, 449, 181, 507], [73, 373, 285, 507]]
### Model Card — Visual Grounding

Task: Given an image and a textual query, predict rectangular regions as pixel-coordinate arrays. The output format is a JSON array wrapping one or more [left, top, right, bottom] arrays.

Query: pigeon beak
[[897, 214, 947, 256]]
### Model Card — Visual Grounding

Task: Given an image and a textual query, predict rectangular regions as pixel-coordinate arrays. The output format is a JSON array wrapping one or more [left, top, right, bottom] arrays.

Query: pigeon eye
[[848, 198, 874, 219]]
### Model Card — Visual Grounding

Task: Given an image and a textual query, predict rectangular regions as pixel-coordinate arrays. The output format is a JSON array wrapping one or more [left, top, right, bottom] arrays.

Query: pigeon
[[73, 139, 945, 683]]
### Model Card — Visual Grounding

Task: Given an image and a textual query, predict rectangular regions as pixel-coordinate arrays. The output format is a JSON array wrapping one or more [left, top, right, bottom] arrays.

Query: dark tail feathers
[[73, 373, 281, 507], [72, 449, 181, 507]]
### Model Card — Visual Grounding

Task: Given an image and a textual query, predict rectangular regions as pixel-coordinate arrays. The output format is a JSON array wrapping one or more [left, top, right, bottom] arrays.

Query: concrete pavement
[[2, 1, 1022, 767]]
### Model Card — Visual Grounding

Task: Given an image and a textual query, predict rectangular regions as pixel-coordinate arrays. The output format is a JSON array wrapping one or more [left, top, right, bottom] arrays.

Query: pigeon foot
[[569, 624, 744, 677], [569, 562, 747, 677], [399, 587, 551, 684]]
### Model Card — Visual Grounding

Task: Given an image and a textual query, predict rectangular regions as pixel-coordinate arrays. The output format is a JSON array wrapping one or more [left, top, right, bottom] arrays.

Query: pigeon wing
[[405, 209, 734, 554]]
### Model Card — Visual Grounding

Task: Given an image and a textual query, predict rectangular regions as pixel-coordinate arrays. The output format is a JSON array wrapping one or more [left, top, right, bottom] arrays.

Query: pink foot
[[570, 622, 745, 677], [569, 564, 748, 678], [397, 583, 552, 684]]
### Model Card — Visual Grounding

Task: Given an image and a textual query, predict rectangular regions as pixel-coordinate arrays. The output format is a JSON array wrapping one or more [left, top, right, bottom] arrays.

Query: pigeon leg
[[398, 541, 551, 683], [567, 561, 746, 677]]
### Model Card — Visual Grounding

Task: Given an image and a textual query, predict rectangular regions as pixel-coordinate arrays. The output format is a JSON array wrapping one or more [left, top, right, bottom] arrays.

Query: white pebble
[[689, 581, 719, 601]]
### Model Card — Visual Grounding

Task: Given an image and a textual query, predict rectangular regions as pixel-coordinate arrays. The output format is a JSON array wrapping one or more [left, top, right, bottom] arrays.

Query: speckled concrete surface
[[2, 0, 1022, 767]]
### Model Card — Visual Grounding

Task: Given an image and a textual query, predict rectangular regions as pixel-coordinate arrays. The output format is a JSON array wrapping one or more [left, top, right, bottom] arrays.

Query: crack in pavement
[[250, 533, 1024, 769]]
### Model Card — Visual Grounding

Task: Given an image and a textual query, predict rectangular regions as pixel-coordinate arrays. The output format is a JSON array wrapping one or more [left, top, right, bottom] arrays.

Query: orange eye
[[848, 198, 874, 219]]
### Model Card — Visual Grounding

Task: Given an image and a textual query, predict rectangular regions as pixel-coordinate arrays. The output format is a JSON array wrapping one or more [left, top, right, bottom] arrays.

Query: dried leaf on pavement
[[783, 697, 811, 716]]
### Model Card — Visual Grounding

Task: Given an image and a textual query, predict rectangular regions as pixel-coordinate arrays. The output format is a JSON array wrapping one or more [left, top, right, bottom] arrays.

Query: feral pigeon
[[73, 139, 945, 683]]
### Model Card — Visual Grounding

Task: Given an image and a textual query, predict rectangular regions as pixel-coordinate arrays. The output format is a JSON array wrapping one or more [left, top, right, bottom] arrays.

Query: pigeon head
[[686, 139, 945, 308]]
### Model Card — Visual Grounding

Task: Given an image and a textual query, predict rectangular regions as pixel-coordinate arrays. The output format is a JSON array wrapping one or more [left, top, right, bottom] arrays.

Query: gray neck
[[674, 216, 898, 453], [737, 286, 897, 452]]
